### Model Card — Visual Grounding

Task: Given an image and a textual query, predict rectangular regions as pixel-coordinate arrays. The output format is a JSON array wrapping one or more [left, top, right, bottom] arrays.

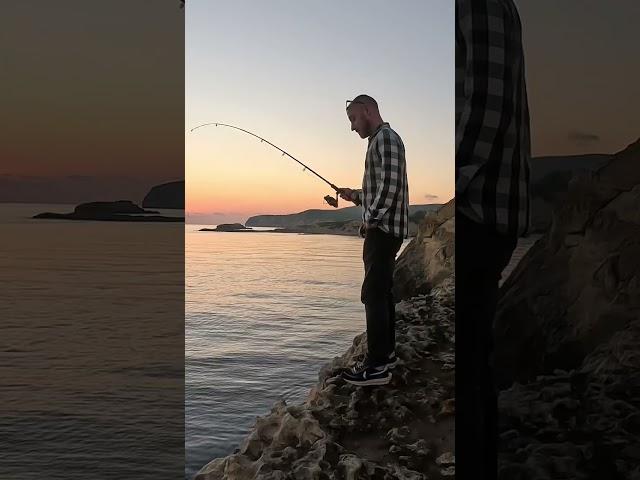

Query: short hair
[[346, 94, 378, 110]]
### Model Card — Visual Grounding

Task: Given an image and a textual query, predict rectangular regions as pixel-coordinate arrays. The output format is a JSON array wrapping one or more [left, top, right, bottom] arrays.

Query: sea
[[185, 225, 411, 478], [186, 225, 541, 478], [1, 203, 185, 480], [1, 203, 540, 479]]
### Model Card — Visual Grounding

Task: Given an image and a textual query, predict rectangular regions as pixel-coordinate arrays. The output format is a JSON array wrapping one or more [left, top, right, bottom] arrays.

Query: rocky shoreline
[[196, 280, 455, 480], [195, 202, 456, 480]]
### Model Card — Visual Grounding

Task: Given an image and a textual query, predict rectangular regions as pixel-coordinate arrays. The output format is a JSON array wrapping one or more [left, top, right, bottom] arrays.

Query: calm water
[[185, 226, 410, 478], [2, 203, 541, 478], [1, 203, 184, 480]]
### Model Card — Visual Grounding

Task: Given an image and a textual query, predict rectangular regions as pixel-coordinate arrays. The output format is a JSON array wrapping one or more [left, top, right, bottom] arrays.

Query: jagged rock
[[495, 138, 640, 388], [393, 199, 454, 302]]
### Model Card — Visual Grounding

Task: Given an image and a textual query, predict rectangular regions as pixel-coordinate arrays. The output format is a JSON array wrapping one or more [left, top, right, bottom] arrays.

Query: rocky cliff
[[393, 199, 455, 302], [495, 138, 640, 478], [195, 202, 457, 480]]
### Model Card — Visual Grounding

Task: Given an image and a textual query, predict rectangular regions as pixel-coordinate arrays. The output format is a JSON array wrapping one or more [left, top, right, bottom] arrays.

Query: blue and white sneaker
[[343, 351, 398, 376], [342, 363, 391, 386]]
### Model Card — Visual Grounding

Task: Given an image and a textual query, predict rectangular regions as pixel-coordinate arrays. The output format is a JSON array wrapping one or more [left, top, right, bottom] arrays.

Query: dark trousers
[[361, 227, 403, 366], [456, 212, 517, 480]]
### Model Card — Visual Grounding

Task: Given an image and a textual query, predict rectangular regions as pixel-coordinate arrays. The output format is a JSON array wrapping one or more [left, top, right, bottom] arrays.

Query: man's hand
[[358, 221, 377, 237], [337, 187, 355, 202]]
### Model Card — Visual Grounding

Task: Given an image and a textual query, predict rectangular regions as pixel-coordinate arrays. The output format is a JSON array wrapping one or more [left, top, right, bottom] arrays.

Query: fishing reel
[[324, 193, 339, 208]]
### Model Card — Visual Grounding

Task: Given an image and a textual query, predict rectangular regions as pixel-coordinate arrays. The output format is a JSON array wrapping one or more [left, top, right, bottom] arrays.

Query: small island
[[34, 200, 184, 222], [200, 223, 255, 232]]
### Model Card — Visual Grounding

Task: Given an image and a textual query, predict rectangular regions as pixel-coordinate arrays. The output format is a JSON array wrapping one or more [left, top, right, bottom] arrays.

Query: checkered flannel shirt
[[353, 122, 409, 239], [456, 0, 531, 236]]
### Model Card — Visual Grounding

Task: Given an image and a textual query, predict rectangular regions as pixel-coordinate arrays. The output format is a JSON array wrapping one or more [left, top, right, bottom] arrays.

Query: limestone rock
[[393, 199, 454, 301], [495, 138, 640, 389]]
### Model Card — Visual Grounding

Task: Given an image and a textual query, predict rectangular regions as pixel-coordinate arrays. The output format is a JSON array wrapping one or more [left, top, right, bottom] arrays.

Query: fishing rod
[[190, 122, 340, 207]]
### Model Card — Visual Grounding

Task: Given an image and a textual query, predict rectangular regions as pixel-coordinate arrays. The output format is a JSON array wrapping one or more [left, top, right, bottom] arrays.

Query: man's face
[[347, 105, 370, 139]]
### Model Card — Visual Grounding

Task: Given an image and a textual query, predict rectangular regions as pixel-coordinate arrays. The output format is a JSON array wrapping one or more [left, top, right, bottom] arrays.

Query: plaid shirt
[[456, 0, 531, 236], [353, 122, 409, 239]]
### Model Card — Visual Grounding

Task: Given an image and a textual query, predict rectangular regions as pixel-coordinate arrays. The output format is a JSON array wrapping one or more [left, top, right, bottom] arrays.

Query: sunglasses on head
[[345, 100, 366, 109]]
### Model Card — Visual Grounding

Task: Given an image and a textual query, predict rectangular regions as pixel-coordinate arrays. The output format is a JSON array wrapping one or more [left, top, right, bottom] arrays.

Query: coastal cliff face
[[495, 138, 640, 478], [393, 199, 455, 302], [196, 281, 455, 480]]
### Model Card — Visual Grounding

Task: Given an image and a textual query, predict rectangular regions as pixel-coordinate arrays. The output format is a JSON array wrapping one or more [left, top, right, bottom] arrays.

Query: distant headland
[[199, 204, 442, 237]]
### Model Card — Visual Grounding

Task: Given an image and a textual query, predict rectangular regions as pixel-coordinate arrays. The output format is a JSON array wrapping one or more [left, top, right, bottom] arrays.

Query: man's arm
[[456, 0, 509, 196], [364, 129, 402, 228]]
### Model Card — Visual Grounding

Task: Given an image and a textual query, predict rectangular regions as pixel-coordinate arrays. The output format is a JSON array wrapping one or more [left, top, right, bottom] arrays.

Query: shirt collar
[[368, 122, 389, 142]]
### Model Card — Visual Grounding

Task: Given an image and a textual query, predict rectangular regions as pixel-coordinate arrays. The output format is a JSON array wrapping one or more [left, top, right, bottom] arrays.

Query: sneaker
[[342, 363, 391, 386], [386, 351, 399, 369], [344, 352, 398, 374]]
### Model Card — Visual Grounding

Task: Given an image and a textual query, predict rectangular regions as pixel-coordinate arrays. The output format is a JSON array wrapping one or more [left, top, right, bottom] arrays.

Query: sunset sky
[[187, 0, 640, 225], [186, 1, 454, 224], [1, 1, 183, 205], [518, 0, 639, 156], [2, 1, 637, 213]]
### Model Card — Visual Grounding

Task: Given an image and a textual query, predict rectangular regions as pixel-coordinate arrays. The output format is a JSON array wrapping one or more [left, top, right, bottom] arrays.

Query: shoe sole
[[344, 373, 392, 386]]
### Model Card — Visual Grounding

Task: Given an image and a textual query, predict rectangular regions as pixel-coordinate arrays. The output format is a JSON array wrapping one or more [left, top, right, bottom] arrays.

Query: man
[[337, 94, 409, 387], [456, 0, 531, 478]]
